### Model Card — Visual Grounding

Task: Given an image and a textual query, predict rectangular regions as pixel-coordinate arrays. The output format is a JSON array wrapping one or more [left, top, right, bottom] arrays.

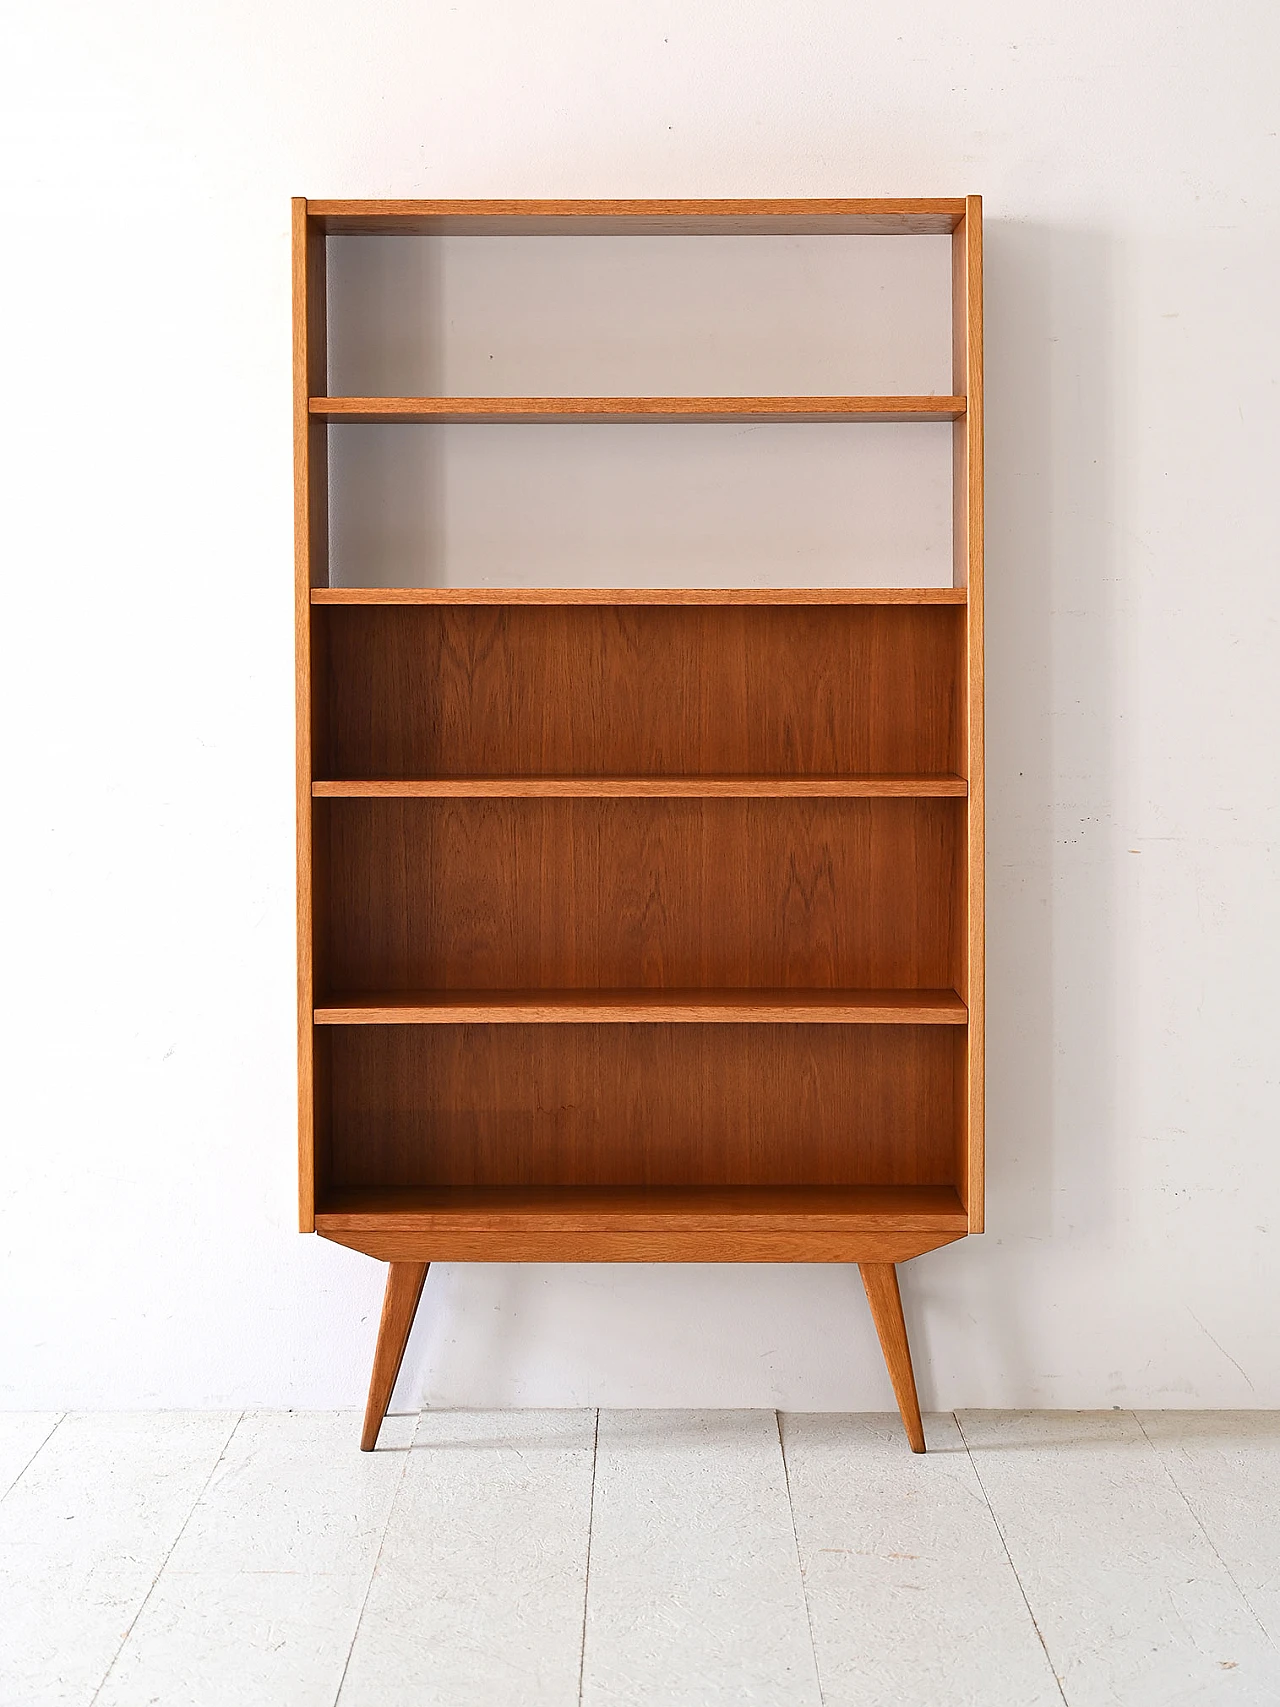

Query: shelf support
[[858, 1262, 926, 1452], [360, 1261, 430, 1450]]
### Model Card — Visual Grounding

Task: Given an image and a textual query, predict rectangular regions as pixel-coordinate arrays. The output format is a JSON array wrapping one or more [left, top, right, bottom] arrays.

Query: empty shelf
[[311, 586, 969, 605], [313, 775, 969, 799], [315, 1183, 970, 1235], [314, 989, 968, 1025], [311, 395, 966, 424]]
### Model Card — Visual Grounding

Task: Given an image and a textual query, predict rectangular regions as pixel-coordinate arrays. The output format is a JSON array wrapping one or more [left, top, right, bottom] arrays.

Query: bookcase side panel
[[294, 200, 330, 1230], [951, 197, 984, 1230]]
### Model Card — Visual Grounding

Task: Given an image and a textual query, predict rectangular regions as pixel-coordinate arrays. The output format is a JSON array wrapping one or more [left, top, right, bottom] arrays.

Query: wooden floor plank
[[337, 1410, 596, 1707], [956, 1411, 1280, 1704], [581, 1410, 821, 1706], [782, 1412, 1062, 1705], [94, 1411, 412, 1707], [0, 1412, 237, 1707]]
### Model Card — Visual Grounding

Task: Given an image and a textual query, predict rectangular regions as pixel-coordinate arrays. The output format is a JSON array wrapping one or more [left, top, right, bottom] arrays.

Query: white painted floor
[[1, 1411, 1278, 1706]]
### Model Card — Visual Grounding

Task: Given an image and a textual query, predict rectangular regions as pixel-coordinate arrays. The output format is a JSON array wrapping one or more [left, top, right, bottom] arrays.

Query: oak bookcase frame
[[292, 197, 984, 1452]]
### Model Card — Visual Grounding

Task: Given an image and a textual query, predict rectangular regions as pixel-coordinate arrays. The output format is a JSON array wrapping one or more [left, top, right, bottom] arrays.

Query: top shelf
[[311, 587, 968, 606], [305, 198, 969, 236], [311, 396, 966, 425]]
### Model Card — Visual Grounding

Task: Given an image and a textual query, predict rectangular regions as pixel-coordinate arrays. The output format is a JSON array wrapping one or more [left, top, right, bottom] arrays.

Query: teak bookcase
[[293, 197, 983, 1453]]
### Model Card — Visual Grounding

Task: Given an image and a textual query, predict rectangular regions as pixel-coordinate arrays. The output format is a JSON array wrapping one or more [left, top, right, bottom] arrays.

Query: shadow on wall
[[328, 233, 448, 578], [323, 228, 955, 589], [356, 220, 1126, 1410], [907, 220, 1122, 1407]]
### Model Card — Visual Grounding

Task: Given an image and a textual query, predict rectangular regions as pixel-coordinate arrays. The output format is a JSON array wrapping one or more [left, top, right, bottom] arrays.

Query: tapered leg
[[360, 1261, 430, 1451], [858, 1262, 926, 1453]]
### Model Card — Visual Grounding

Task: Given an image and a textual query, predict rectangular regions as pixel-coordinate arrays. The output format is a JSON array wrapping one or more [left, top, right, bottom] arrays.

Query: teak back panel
[[318, 605, 963, 779], [323, 1023, 962, 1189], [321, 797, 963, 992]]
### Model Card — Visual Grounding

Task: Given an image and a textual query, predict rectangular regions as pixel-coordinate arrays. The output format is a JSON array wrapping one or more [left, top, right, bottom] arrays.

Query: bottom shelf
[[318, 1182, 965, 1229], [314, 1183, 969, 1264]]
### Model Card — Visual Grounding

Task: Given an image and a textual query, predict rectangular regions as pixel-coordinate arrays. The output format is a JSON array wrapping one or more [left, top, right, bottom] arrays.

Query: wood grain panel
[[311, 395, 965, 423], [321, 798, 962, 992], [319, 605, 963, 780], [293, 198, 327, 1233], [315, 1182, 966, 1266], [316, 1227, 966, 1263], [317, 1183, 968, 1230], [324, 1023, 962, 1189], [313, 588, 967, 605], [314, 989, 967, 1025], [313, 776, 969, 798], [952, 194, 985, 1231], [965, 197, 986, 1231]]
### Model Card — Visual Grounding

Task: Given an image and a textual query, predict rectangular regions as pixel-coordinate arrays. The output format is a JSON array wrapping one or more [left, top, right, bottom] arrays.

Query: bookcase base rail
[[319, 1227, 965, 1264]]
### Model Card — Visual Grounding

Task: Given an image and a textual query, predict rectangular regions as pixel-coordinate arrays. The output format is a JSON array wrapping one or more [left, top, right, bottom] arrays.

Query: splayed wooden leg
[[360, 1261, 429, 1451], [859, 1262, 926, 1453]]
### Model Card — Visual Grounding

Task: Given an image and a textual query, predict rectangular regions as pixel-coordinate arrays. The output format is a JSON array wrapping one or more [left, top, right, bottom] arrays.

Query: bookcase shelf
[[293, 196, 984, 1455], [314, 989, 968, 1025], [312, 587, 969, 605], [312, 394, 965, 424], [315, 1182, 968, 1229], [313, 776, 969, 799], [315, 1184, 969, 1263]]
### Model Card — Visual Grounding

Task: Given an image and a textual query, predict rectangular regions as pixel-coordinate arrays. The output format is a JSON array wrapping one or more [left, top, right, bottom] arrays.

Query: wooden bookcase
[[293, 198, 983, 1452]]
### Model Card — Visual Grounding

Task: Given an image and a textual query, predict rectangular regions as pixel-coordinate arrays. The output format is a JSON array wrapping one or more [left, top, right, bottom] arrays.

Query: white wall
[[2, 0, 1277, 1411]]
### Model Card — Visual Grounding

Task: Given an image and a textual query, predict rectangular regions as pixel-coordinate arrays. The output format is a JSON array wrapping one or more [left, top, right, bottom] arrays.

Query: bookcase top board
[[306, 197, 969, 234]]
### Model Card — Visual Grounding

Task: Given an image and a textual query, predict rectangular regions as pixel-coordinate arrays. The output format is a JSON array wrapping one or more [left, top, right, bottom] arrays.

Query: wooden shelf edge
[[314, 1183, 969, 1235], [312, 395, 965, 423], [313, 775, 969, 799], [311, 587, 968, 605], [313, 989, 968, 1026]]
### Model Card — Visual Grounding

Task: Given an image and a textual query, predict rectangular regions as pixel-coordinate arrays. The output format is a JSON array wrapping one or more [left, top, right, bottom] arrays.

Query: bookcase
[[293, 198, 983, 1452]]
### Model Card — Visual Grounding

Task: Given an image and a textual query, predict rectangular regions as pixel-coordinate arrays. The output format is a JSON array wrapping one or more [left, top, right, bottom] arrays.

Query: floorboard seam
[[776, 1410, 826, 1706], [330, 1411, 419, 1707], [87, 1409, 246, 1707], [954, 1411, 1070, 1707], [1132, 1410, 1280, 1654], [575, 1408, 601, 1707], [0, 1412, 65, 1503]]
